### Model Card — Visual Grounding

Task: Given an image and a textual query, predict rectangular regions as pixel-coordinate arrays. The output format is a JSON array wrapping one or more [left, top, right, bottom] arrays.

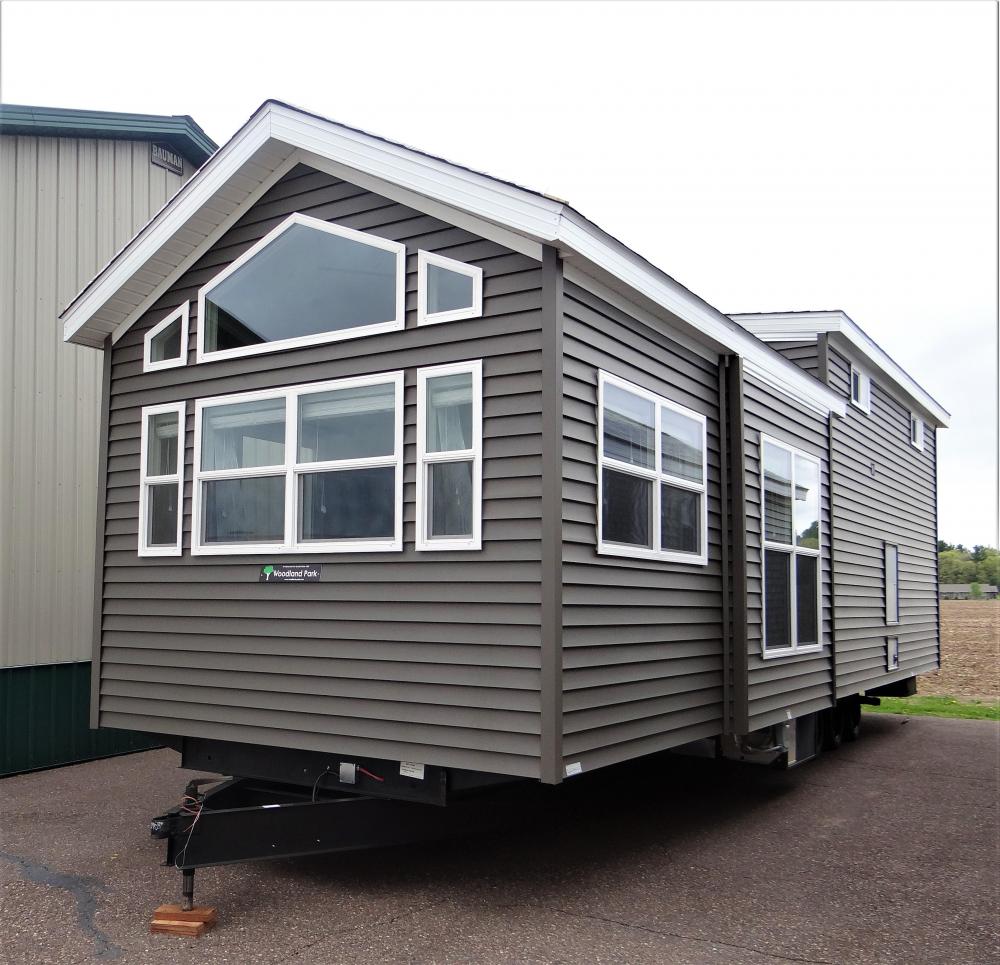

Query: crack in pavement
[[536, 905, 838, 965], [0, 851, 123, 960]]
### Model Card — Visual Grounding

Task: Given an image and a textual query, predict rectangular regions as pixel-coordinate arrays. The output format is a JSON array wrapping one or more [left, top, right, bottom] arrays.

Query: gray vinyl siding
[[825, 346, 939, 695], [98, 164, 546, 778], [559, 281, 725, 773], [767, 340, 820, 379], [742, 376, 834, 730], [0, 134, 190, 670]]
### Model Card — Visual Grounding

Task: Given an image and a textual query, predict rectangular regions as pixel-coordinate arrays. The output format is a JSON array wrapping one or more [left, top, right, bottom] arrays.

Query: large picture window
[[191, 372, 404, 554], [761, 436, 822, 655], [196, 213, 406, 363], [138, 402, 185, 556], [416, 360, 483, 551], [597, 371, 708, 564]]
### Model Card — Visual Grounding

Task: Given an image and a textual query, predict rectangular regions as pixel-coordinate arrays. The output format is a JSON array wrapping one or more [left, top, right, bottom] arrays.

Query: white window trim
[[416, 250, 483, 326], [885, 542, 900, 625], [596, 371, 709, 566], [886, 636, 900, 671], [191, 371, 404, 555], [143, 302, 189, 372], [195, 212, 406, 364], [849, 364, 871, 414], [415, 359, 483, 552], [138, 401, 186, 557], [910, 414, 925, 451], [760, 435, 823, 658]]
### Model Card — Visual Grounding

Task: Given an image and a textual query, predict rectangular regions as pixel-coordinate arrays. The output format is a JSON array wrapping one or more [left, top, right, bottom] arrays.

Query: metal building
[[0, 105, 216, 774]]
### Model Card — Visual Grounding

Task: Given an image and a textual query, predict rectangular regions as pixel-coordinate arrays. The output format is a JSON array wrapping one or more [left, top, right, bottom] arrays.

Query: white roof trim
[[61, 100, 844, 418], [731, 311, 949, 427]]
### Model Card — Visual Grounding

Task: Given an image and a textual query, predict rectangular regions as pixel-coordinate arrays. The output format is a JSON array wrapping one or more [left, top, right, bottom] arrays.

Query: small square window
[[417, 251, 483, 326]]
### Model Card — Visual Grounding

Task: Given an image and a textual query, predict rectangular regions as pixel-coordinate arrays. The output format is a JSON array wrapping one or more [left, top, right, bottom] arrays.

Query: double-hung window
[[761, 437, 822, 655], [192, 372, 404, 554], [416, 360, 482, 551], [138, 402, 185, 556], [597, 371, 708, 564]]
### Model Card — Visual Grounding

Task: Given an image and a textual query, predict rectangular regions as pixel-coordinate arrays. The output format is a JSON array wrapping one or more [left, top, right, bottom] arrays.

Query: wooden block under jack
[[150, 904, 218, 936]]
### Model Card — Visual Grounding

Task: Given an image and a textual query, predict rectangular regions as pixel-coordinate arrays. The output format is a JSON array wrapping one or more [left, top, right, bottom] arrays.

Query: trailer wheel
[[820, 708, 842, 751], [842, 699, 862, 742]]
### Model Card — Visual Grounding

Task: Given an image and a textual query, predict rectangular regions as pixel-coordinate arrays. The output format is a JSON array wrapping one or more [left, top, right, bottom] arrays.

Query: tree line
[[938, 542, 1000, 587]]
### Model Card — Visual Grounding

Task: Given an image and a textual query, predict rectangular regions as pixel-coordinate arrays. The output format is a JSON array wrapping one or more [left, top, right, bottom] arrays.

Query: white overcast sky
[[3, 0, 997, 546]]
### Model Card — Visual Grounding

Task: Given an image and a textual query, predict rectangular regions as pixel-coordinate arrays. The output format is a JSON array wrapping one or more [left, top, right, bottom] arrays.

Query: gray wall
[[559, 280, 726, 772], [825, 344, 939, 695], [98, 165, 547, 777], [0, 134, 190, 670], [742, 375, 834, 730]]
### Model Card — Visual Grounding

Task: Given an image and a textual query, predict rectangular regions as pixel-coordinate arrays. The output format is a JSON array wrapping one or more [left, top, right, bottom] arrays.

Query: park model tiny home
[[63, 102, 948, 806]]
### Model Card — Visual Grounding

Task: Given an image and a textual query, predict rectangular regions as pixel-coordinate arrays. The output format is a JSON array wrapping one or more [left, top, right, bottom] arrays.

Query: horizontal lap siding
[[101, 164, 545, 778], [768, 341, 820, 378], [560, 282, 724, 773], [743, 376, 834, 730], [826, 347, 939, 695]]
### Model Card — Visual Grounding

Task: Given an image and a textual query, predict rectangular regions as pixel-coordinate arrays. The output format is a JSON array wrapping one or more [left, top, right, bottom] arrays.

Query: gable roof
[[0, 103, 216, 167], [730, 310, 949, 427], [60, 99, 845, 418]]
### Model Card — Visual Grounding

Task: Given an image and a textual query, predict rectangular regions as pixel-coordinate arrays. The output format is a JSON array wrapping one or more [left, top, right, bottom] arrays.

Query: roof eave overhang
[[732, 311, 950, 428], [61, 100, 845, 419]]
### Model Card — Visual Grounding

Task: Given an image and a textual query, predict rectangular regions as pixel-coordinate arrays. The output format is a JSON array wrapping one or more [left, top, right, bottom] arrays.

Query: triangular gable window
[[143, 302, 189, 372], [197, 213, 405, 363], [417, 251, 483, 326]]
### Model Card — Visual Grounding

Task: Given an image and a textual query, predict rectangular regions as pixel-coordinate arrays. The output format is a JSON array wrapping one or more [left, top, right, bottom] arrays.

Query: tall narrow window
[[761, 437, 822, 654], [849, 364, 871, 413], [885, 543, 899, 625], [597, 371, 707, 564], [197, 213, 406, 363], [192, 372, 403, 555], [138, 402, 185, 556], [417, 251, 483, 326], [143, 302, 189, 372], [416, 360, 482, 551], [910, 414, 925, 450]]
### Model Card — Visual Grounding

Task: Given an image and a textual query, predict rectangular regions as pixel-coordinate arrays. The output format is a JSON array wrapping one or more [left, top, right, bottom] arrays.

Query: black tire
[[842, 700, 861, 742], [821, 708, 842, 751]]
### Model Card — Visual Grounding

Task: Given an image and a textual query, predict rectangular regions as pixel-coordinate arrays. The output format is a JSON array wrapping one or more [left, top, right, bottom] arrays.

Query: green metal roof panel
[[0, 103, 217, 166]]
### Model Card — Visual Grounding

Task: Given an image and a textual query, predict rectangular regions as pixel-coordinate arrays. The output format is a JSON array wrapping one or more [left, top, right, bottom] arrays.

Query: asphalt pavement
[[1, 714, 997, 964]]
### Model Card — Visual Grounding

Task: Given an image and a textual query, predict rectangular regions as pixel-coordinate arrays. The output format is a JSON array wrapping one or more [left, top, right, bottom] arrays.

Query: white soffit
[[61, 100, 844, 417], [731, 311, 949, 428]]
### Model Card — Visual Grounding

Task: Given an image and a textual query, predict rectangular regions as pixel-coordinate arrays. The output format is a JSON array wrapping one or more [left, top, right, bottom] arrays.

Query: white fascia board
[[732, 311, 949, 427], [60, 99, 846, 418]]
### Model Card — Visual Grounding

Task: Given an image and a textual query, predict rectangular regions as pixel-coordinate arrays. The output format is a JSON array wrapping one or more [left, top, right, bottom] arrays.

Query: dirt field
[[918, 600, 999, 703]]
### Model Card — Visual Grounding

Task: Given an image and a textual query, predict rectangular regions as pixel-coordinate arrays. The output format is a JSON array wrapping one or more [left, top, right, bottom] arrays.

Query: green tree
[[939, 549, 977, 584], [969, 583, 983, 599], [975, 550, 1000, 587]]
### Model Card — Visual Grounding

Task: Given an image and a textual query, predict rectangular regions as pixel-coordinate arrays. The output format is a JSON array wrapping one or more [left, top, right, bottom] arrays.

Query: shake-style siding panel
[[99, 164, 546, 778], [559, 281, 725, 772], [825, 346, 939, 695], [742, 375, 834, 730]]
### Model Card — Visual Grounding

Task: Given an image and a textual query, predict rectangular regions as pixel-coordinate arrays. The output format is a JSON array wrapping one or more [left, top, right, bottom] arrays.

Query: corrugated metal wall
[[99, 165, 547, 778], [0, 134, 189, 670], [560, 280, 726, 773]]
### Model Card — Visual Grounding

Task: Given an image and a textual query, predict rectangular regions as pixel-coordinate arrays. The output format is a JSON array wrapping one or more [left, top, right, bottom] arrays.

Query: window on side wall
[[849, 365, 871, 413], [885, 543, 900, 625], [143, 302, 189, 372], [191, 372, 404, 555], [761, 437, 822, 656], [138, 402, 185, 556], [910, 414, 925, 450], [597, 371, 708, 565], [197, 213, 406, 363], [416, 360, 483, 551], [417, 251, 483, 326]]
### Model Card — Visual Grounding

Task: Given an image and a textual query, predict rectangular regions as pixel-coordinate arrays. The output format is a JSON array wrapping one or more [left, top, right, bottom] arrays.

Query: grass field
[[864, 694, 999, 721]]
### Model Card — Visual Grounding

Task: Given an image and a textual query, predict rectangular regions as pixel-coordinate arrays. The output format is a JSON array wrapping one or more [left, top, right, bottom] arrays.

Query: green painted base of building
[[0, 661, 159, 776]]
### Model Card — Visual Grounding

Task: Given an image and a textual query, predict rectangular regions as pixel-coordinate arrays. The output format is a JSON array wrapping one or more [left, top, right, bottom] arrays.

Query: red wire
[[357, 766, 384, 783]]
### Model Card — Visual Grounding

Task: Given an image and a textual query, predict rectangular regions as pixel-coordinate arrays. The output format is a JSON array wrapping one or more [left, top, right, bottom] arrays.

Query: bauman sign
[[150, 142, 184, 176]]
